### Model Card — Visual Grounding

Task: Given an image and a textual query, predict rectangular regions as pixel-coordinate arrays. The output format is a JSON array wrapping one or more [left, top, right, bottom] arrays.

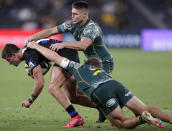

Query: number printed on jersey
[[89, 68, 102, 76]]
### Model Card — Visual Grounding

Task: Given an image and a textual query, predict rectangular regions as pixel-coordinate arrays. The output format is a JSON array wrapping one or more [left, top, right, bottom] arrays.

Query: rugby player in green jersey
[[26, 1, 113, 122], [27, 41, 172, 129]]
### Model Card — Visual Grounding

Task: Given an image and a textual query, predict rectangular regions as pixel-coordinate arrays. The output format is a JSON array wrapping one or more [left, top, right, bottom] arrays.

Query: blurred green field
[[0, 49, 172, 131]]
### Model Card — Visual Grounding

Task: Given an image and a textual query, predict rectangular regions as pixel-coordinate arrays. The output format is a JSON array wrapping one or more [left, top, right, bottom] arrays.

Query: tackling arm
[[51, 37, 92, 51], [27, 26, 59, 42], [63, 37, 92, 50], [27, 41, 68, 68]]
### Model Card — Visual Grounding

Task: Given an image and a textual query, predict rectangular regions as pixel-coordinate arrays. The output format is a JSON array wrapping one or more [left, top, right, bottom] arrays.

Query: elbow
[[39, 84, 44, 90], [40, 79, 45, 89], [40, 83, 44, 89]]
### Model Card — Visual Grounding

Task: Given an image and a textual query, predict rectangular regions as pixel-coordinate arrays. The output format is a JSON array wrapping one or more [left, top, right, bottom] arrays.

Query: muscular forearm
[[62, 41, 88, 51], [35, 44, 64, 64], [30, 27, 58, 41], [27, 42, 67, 68], [31, 66, 45, 102], [32, 80, 44, 98]]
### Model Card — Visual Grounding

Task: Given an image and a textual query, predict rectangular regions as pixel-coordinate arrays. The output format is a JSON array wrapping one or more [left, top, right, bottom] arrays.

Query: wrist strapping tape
[[60, 58, 69, 69]]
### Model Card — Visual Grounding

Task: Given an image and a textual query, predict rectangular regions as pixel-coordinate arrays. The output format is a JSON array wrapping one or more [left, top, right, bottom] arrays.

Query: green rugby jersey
[[57, 19, 113, 62], [66, 61, 113, 98]]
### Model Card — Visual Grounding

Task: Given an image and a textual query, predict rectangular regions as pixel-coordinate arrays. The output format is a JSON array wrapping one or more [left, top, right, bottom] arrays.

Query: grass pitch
[[0, 49, 172, 131]]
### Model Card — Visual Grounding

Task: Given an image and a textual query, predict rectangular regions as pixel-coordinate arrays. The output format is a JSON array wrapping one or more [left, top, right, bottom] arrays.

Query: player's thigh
[[63, 76, 77, 98], [91, 82, 119, 115], [125, 96, 147, 115], [49, 66, 69, 88]]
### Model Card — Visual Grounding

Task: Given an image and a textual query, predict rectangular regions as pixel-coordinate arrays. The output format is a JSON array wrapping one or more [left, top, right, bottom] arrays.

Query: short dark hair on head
[[85, 57, 102, 68], [72, 1, 88, 10], [1, 43, 20, 59]]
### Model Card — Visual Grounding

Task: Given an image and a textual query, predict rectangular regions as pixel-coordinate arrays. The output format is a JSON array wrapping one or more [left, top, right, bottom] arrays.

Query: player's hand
[[27, 41, 38, 49], [50, 43, 64, 52], [26, 36, 34, 44], [28, 72, 34, 79], [21, 100, 31, 108]]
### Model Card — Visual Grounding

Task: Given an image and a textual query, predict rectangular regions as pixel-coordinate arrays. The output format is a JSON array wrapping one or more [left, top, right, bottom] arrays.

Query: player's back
[[66, 61, 112, 98], [23, 39, 79, 70]]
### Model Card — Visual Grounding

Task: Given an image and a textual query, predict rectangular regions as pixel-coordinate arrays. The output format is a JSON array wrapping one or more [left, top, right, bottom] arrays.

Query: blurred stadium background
[[0, 0, 172, 49], [0, 0, 172, 131]]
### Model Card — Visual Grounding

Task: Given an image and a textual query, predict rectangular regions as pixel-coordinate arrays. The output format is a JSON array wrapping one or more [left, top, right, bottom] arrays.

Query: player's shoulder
[[86, 19, 99, 28], [61, 20, 74, 30], [23, 47, 37, 58], [84, 19, 101, 32]]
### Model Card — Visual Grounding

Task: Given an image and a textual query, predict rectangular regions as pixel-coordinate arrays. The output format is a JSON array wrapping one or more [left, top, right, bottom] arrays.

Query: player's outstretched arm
[[27, 42, 69, 68], [50, 37, 92, 51], [26, 26, 59, 43]]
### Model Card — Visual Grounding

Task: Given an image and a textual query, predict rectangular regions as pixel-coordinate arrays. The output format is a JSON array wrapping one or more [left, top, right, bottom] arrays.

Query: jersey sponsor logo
[[106, 98, 116, 107], [28, 60, 36, 68], [125, 91, 132, 96], [64, 23, 71, 28], [63, 21, 72, 31]]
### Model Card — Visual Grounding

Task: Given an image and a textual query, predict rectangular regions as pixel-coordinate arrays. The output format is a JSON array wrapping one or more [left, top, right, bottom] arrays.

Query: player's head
[[72, 1, 89, 25], [85, 57, 102, 68], [1, 43, 22, 66]]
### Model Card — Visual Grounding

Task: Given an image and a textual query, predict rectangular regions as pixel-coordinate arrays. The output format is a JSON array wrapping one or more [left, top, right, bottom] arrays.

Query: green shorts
[[91, 80, 134, 115], [102, 57, 114, 74]]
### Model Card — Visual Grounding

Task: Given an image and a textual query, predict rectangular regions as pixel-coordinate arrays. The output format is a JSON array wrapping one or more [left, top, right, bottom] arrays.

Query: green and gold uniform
[[57, 19, 114, 73], [66, 61, 134, 115]]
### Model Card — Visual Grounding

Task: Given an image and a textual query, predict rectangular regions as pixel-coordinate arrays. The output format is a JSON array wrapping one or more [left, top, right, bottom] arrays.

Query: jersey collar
[[22, 47, 27, 54]]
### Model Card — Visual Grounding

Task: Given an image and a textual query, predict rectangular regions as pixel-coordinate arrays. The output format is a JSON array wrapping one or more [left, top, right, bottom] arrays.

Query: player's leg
[[106, 106, 140, 129], [63, 75, 107, 123], [147, 106, 172, 124], [63, 76, 96, 108], [106, 97, 164, 128], [126, 96, 172, 124], [48, 66, 84, 127], [48, 66, 70, 108], [100, 80, 165, 128], [91, 80, 141, 128]]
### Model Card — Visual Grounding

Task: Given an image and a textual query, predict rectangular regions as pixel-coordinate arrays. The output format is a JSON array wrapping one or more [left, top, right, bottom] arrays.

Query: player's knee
[[111, 120, 124, 129], [118, 120, 135, 129], [48, 86, 54, 94], [48, 84, 60, 94]]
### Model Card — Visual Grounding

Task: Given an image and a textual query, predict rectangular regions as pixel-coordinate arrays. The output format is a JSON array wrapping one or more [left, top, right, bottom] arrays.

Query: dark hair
[[85, 57, 102, 68], [1, 43, 20, 59], [72, 1, 88, 10]]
